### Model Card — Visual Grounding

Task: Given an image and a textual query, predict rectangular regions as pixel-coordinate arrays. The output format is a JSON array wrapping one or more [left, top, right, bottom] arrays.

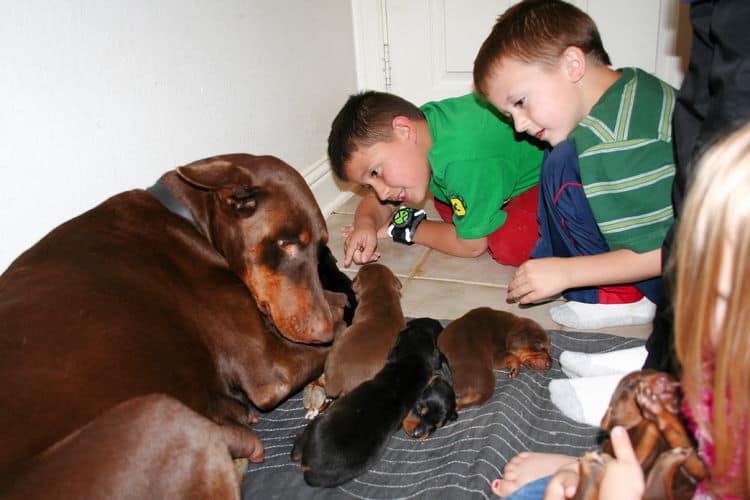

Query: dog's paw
[[636, 372, 680, 420], [233, 457, 249, 484], [302, 380, 330, 420]]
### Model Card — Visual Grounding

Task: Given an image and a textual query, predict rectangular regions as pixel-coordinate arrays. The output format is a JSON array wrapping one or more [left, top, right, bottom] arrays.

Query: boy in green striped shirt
[[473, 0, 675, 331]]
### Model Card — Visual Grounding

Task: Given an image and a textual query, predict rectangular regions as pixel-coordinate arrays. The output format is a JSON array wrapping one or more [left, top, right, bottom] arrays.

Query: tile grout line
[[401, 247, 433, 295], [410, 275, 509, 289]]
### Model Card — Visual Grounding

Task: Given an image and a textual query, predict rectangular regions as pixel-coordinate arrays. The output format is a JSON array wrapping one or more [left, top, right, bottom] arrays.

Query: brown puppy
[[600, 369, 670, 469], [576, 370, 707, 499], [438, 307, 552, 410], [600, 370, 706, 478], [323, 263, 406, 398]]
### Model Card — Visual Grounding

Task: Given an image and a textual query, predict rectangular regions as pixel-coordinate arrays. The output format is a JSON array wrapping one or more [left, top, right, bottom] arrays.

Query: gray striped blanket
[[241, 329, 644, 499]]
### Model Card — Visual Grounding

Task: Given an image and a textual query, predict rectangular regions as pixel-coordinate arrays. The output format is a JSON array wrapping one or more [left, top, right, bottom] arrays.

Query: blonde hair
[[674, 121, 750, 496]]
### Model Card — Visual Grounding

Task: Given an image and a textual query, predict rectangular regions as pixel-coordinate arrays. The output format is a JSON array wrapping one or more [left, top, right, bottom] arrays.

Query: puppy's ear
[[447, 408, 458, 424], [393, 275, 403, 291], [506, 318, 545, 350], [352, 274, 362, 294]]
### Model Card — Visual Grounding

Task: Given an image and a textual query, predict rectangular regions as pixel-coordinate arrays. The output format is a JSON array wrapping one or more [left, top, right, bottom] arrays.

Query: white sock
[[560, 346, 647, 378], [550, 297, 656, 330], [549, 374, 624, 427]]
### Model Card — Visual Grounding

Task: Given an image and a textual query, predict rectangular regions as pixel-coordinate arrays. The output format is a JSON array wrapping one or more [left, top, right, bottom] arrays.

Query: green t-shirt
[[570, 67, 676, 253], [423, 94, 543, 239]]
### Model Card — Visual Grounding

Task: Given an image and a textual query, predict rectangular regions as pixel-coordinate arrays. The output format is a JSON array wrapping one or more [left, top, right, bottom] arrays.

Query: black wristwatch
[[387, 206, 426, 245]]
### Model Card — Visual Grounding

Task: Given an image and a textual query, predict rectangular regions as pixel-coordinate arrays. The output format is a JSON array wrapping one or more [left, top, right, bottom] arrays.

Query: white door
[[352, 0, 688, 106]]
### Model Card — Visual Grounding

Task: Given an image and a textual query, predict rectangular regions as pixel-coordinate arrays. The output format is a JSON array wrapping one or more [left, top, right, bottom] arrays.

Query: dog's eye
[[277, 239, 300, 256], [418, 404, 429, 416]]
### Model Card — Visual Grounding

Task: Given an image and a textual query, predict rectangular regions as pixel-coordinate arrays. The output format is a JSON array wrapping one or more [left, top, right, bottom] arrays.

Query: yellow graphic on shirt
[[450, 196, 466, 218]]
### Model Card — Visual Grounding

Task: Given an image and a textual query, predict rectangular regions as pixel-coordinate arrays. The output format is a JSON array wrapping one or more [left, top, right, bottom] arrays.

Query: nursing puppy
[[438, 307, 552, 409], [323, 263, 406, 398], [402, 351, 458, 440], [291, 318, 442, 487]]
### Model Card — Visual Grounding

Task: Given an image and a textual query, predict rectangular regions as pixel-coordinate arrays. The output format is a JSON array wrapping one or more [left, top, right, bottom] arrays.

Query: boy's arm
[[343, 190, 394, 266], [508, 248, 661, 304], [412, 221, 488, 257]]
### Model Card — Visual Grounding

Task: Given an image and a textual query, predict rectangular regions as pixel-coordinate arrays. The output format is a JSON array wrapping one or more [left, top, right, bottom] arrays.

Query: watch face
[[392, 207, 413, 228]]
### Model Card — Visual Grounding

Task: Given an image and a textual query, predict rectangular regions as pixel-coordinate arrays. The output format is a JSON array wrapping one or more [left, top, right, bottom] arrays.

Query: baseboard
[[303, 156, 356, 217]]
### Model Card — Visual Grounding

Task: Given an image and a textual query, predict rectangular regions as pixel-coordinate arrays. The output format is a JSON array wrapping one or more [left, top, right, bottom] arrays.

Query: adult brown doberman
[[0, 154, 352, 497]]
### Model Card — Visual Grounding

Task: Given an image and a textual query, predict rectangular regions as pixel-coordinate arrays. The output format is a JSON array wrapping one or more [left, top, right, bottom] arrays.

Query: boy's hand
[[342, 224, 381, 266], [507, 257, 569, 304]]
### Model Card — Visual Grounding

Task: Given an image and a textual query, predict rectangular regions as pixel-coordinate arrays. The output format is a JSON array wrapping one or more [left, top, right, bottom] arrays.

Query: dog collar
[[147, 179, 196, 225]]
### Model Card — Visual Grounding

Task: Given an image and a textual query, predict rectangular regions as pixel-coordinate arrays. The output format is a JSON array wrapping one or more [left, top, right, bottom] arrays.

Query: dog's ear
[[177, 159, 236, 189], [447, 407, 458, 424], [393, 274, 403, 291], [218, 185, 263, 214], [177, 160, 263, 216], [506, 317, 547, 351], [352, 273, 362, 294]]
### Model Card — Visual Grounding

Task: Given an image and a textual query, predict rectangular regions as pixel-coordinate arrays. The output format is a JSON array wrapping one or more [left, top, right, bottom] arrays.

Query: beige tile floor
[[327, 189, 653, 340]]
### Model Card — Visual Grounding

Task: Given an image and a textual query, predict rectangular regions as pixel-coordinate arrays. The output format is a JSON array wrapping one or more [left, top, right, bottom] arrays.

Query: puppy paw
[[303, 378, 330, 420], [636, 372, 680, 420], [233, 457, 249, 484]]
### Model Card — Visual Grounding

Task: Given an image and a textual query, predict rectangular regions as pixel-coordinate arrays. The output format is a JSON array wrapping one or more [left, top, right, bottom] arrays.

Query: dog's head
[[601, 369, 673, 430], [506, 317, 552, 371], [174, 154, 335, 344], [387, 318, 443, 369], [352, 263, 402, 298], [402, 353, 458, 440]]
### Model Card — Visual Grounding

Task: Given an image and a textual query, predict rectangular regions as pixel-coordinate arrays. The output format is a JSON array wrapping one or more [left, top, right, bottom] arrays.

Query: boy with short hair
[[473, 0, 675, 331], [327, 91, 543, 268]]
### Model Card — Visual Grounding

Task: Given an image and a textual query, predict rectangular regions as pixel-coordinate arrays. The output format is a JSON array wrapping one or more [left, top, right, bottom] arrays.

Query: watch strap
[[387, 207, 426, 245]]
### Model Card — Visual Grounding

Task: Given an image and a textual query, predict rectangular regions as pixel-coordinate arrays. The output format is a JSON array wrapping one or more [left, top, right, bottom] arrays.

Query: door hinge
[[382, 42, 392, 90], [381, 0, 392, 90]]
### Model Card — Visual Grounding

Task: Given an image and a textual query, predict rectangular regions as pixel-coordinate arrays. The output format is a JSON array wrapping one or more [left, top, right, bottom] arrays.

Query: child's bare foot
[[491, 452, 577, 497]]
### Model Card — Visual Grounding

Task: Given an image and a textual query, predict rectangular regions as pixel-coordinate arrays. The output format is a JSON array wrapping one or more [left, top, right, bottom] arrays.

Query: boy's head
[[473, 0, 612, 146], [328, 91, 432, 205]]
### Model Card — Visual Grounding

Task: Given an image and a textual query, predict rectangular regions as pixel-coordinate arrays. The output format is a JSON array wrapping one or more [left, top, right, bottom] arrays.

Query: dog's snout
[[305, 313, 335, 343]]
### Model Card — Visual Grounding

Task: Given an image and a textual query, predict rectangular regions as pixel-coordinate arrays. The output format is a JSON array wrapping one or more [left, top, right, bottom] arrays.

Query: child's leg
[[436, 190, 540, 267], [485, 185, 540, 267], [433, 197, 454, 223], [491, 452, 576, 497], [535, 141, 657, 329], [492, 475, 552, 499]]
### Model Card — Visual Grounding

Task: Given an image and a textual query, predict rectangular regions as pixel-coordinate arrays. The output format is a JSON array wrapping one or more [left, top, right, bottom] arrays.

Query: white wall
[[0, 1, 358, 272]]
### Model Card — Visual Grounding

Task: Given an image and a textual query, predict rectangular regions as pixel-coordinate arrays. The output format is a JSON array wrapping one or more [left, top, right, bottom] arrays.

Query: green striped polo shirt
[[570, 67, 676, 253]]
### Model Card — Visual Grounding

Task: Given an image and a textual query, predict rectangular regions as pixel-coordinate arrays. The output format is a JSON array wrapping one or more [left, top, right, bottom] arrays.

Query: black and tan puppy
[[402, 352, 458, 440], [438, 307, 552, 410], [291, 318, 443, 488]]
